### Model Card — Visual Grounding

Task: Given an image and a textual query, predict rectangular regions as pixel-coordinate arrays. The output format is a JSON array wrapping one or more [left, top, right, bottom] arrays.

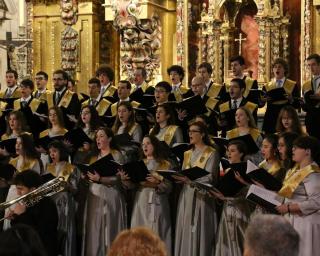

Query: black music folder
[[213, 134, 259, 154], [64, 128, 93, 149], [156, 170, 179, 182], [76, 154, 119, 177], [246, 160, 282, 191], [177, 95, 208, 117], [266, 87, 287, 102], [122, 160, 149, 183], [246, 184, 284, 213], [0, 138, 17, 155], [179, 166, 209, 181], [36, 135, 65, 150]]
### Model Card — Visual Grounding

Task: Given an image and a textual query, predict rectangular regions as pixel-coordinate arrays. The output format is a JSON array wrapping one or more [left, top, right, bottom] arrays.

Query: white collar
[[56, 87, 66, 95], [20, 95, 32, 102], [120, 97, 130, 102], [37, 88, 47, 94], [8, 85, 18, 92]]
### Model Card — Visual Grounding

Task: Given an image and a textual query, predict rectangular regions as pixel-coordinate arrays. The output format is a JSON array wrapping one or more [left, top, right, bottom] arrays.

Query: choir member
[[126, 135, 173, 253], [218, 78, 257, 137], [52, 69, 80, 130], [174, 121, 220, 256], [226, 107, 263, 165], [262, 58, 300, 134], [81, 127, 126, 256], [259, 134, 285, 182], [276, 136, 320, 256], [229, 56, 259, 104], [302, 53, 320, 139], [275, 105, 304, 136], [213, 140, 253, 256], [112, 101, 143, 143], [96, 65, 117, 99], [33, 71, 52, 101], [130, 68, 155, 104], [45, 140, 79, 256], [277, 132, 299, 171], [167, 65, 191, 102], [0, 111, 29, 157], [198, 62, 227, 101], [149, 103, 183, 147], [4, 133, 42, 230]]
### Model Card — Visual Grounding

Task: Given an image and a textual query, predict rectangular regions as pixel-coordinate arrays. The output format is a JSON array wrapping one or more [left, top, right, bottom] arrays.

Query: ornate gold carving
[[60, 0, 78, 25], [110, 0, 161, 82], [61, 26, 79, 78]]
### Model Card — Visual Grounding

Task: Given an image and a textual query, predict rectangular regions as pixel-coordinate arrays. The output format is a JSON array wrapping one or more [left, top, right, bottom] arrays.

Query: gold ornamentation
[[60, 0, 78, 25]]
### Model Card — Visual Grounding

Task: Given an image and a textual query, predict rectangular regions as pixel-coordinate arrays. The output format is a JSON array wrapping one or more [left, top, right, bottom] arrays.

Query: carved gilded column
[[301, 0, 312, 83]]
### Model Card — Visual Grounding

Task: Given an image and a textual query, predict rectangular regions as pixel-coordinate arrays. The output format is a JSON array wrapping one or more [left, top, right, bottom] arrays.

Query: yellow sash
[[58, 90, 74, 108], [302, 80, 312, 93], [207, 84, 223, 98], [102, 85, 117, 97], [96, 98, 112, 116], [182, 146, 215, 169], [266, 79, 296, 105], [226, 128, 261, 141], [128, 123, 138, 136], [158, 125, 178, 146], [243, 77, 255, 98], [46, 162, 74, 181], [144, 159, 171, 181], [219, 102, 230, 113], [39, 128, 67, 138], [9, 157, 38, 172], [278, 164, 320, 198], [259, 160, 282, 176]]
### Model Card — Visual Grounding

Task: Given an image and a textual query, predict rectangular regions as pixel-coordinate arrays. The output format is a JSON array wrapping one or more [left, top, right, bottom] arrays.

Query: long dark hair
[[112, 102, 136, 134], [5, 110, 29, 136], [264, 133, 280, 160], [150, 103, 176, 136], [279, 132, 299, 170], [48, 106, 65, 128], [77, 105, 101, 132], [18, 133, 40, 160], [276, 106, 303, 135], [142, 135, 170, 163]]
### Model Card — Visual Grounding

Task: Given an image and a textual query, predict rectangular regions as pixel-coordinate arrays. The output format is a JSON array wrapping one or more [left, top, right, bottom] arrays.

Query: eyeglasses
[[35, 77, 44, 80], [53, 78, 63, 81], [188, 130, 201, 134]]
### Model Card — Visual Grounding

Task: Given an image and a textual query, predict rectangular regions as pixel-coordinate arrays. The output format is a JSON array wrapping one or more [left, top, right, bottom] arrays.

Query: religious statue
[[61, 26, 79, 78], [60, 0, 78, 25]]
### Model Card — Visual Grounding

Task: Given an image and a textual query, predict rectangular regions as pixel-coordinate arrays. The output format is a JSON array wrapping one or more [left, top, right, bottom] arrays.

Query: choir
[[1, 53, 320, 256]]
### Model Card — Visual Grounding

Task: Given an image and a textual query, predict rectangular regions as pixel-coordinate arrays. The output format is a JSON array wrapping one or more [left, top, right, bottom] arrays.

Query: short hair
[[14, 170, 42, 188], [95, 65, 114, 81], [108, 227, 167, 256], [0, 224, 47, 256], [155, 81, 172, 93], [293, 135, 320, 163], [272, 58, 289, 75], [119, 80, 132, 90], [230, 55, 245, 66], [228, 140, 247, 161], [53, 69, 68, 80], [231, 78, 246, 90], [36, 71, 48, 80], [48, 140, 70, 162], [167, 65, 185, 81], [306, 53, 320, 64], [135, 67, 147, 79], [88, 77, 101, 88], [6, 69, 18, 79], [244, 214, 299, 256], [198, 62, 213, 74], [20, 79, 34, 91]]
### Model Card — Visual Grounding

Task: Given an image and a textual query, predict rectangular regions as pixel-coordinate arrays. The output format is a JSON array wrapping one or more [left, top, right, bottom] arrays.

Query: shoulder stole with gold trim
[[81, 99, 90, 108], [244, 77, 255, 98], [302, 80, 312, 93], [163, 125, 178, 145], [111, 102, 117, 116], [219, 102, 230, 113], [96, 98, 112, 116], [278, 164, 320, 198], [103, 86, 117, 97], [128, 123, 138, 136], [207, 84, 223, 98], [58, 90, 74, 108], [205, 97, 219, 111], [244, 101, 257, 113], [182, 146, 215, 170]]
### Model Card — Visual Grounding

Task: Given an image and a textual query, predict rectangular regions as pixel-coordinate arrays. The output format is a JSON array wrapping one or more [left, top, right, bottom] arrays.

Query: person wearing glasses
[[173, 121, 220, 256], [33, 71, 52, 102]]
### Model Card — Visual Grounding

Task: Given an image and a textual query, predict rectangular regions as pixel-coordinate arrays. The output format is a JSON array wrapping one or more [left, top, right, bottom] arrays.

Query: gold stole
[[111, 102, 117, 116], [58, 90, 74, 108], [158, 125, 178, 146], [128, 123, 138, 136], [46, 162, 74, 181], [278, 164, 320, 198], [89, 149, 118, 164], [259, 160, 281, 176], [207, 84, 223, 98], [96, 98, 112, 116], [144, 159, 171, 181], [39, 128, 68, 138], [302, 80, 312, 93], [243, 77, 254, 98], [9, 157, 38, 172], [14, 99, 41, 112], [182, 146, 214, 169], [227, 128, 261, 141], [266, 79, 296, 105], [102, 85, 117, 97]]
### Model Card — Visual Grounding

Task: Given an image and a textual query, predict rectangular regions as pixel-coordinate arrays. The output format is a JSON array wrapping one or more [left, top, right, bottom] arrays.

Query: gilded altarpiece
[[29, 0, 114, 93]]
